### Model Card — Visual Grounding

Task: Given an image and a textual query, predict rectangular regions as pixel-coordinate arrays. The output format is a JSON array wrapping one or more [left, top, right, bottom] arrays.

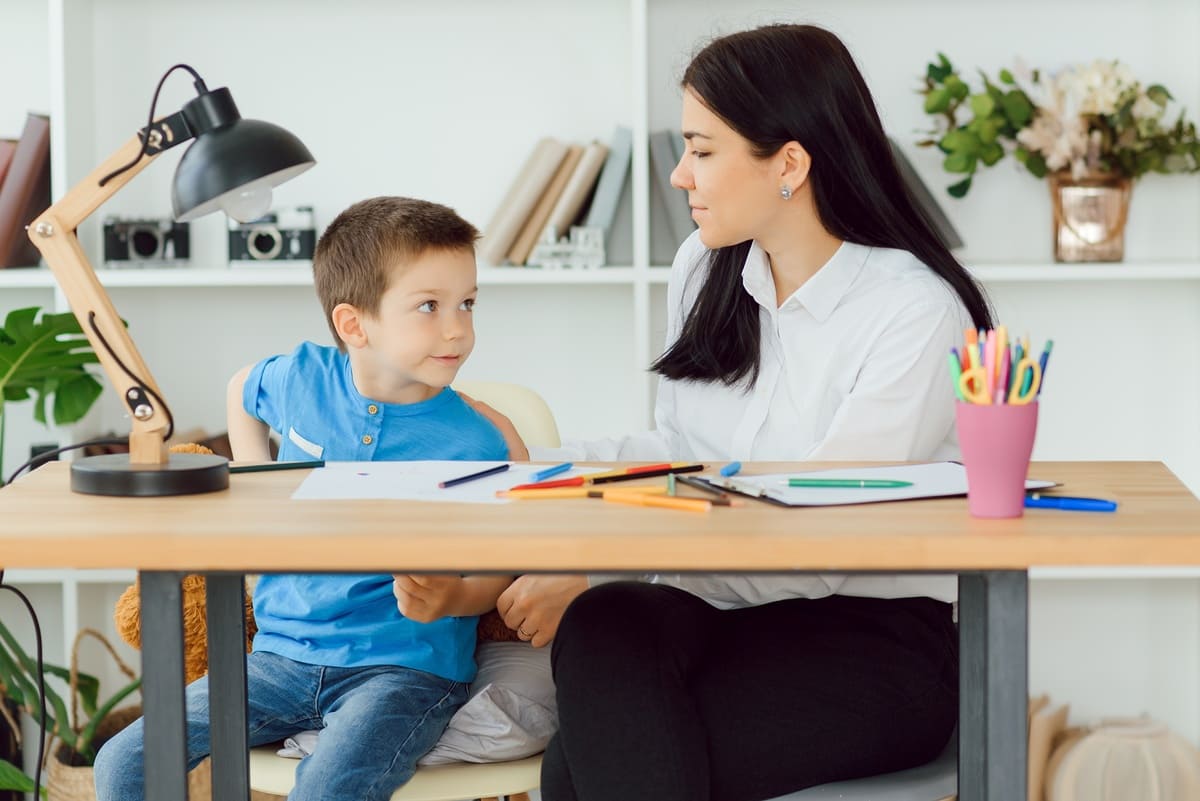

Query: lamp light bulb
[[222, 186, 273, 223]]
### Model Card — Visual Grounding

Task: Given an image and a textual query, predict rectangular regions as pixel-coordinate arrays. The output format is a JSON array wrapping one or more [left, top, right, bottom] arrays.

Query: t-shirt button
[[362, 434, 373, 445], [367, 404, 378, 415]]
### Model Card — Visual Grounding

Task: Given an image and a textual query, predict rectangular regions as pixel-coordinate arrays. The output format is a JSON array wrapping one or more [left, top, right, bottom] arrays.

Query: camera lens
[[129, 226, 162, 260], [247, 227, 283, 260]]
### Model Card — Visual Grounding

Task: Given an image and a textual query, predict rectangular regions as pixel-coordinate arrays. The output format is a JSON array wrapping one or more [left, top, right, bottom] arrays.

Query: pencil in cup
[[952, 329, 1053, 405]]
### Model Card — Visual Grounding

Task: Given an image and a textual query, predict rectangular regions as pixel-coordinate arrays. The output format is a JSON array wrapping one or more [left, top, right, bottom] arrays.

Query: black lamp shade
[[172, 118, 314, 222]]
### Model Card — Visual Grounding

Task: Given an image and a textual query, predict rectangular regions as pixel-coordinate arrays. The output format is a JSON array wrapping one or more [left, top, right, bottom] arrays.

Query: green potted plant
[[0, 306, 104, 485], [0, 621, 141, 798], [919, 54, 1200, 261]]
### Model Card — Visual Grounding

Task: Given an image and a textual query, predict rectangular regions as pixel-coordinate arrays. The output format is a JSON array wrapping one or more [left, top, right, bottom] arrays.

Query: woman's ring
[[518, 626, 533, 639]]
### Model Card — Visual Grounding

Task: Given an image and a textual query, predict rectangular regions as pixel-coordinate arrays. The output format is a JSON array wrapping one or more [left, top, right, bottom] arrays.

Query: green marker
[[948, 351, 966, 401], [785, 479, 913, 488]]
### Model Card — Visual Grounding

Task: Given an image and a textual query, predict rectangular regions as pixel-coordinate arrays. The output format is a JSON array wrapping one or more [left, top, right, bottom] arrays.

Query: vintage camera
[[102, 218, 190, 265], [228, 206, 316, 263]]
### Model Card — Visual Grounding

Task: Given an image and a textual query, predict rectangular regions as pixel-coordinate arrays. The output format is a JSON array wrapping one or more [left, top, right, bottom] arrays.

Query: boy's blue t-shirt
[[242, 342, 508, 682]]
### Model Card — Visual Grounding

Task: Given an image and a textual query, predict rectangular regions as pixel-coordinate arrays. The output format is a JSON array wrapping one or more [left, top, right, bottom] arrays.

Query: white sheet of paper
[[711, 461, 1056, 507], [291, 461, 607, 504]]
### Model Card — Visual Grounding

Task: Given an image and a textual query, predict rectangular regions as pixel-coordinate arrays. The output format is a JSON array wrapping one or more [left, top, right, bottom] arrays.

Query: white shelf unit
[[2, 0, 1200, 758]]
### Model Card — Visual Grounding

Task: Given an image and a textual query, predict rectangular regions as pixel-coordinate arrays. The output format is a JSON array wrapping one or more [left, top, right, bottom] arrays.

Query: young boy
[[93, 197, 513, 801]]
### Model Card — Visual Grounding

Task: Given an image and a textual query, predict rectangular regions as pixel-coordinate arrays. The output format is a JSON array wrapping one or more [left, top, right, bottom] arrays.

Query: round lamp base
[[70, 453, 230, 496]]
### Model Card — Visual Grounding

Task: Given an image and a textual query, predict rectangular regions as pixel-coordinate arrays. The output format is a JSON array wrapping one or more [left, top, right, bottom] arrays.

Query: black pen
[[229, 459, 325, 474], [439, 463, 510, 488]]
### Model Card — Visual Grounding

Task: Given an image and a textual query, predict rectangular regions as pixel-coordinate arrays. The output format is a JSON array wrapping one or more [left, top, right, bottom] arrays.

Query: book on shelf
[[603, 133, 686, 267], [544, 140, 608, 240], [478, 137, 569, 267], [888, 137, 963, 250], [507, 143, 584, 266], [0, 139, 18, 188], [583, 125, 632, 235], [648, 129, 695, 245], [0, 113, 51, 269]]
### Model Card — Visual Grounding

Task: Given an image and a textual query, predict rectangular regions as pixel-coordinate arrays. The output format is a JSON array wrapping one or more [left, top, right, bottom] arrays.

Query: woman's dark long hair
[[652, 24, 993, 386]]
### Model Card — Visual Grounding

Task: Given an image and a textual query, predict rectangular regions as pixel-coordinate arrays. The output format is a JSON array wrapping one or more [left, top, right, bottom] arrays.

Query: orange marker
[[603, 494, 712, 513]]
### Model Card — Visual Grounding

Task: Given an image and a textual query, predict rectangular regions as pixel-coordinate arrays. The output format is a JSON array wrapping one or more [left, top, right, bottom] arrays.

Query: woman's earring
[[780, 185, 793, 200]]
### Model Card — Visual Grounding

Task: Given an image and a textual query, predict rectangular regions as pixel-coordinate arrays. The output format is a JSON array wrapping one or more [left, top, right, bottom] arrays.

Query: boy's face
[[355, 247, 477, 403]]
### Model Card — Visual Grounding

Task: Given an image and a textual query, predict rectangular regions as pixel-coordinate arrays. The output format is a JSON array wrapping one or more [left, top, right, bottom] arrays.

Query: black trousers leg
[[542, 582, 958, 801]]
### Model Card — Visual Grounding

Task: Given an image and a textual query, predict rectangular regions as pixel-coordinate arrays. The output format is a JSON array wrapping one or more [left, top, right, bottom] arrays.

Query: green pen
[[784, 478, 913, 488]]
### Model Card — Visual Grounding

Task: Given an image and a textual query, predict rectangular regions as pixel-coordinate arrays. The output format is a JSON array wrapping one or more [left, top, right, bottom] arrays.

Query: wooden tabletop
[[2, 461, 1199, 572]]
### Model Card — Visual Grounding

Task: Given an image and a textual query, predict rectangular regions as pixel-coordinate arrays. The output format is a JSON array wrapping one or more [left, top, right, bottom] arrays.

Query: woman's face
[[671, 88, 780, 249]]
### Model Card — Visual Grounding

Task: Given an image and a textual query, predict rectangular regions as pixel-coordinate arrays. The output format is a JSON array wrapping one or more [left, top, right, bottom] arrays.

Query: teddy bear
[[114, 574, 258, 685]]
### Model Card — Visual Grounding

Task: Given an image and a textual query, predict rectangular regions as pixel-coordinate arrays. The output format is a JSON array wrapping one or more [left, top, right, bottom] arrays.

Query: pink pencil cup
[[955, 401, 1039, 518]]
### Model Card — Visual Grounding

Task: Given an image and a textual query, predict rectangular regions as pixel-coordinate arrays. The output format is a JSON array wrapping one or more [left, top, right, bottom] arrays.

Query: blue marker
[[529, 462, 573, 483], [719, 461, 742, 477], [1024, 494, 1116, 513]]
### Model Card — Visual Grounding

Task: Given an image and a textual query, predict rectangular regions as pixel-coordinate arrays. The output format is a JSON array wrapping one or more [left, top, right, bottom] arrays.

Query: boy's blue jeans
[[93, 650, 467, 801]]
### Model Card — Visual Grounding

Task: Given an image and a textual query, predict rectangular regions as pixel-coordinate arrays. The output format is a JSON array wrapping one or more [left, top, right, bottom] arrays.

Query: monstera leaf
[[0, 307, 102, 427]]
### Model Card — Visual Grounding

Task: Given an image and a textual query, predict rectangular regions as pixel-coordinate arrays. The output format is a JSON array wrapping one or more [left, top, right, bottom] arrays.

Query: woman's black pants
[[541, 582, 958, 801]]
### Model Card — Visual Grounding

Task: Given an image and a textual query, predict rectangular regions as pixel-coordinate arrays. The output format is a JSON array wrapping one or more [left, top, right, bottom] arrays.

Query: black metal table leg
[[140, 571, 188, 801], [958, 571, 1029, 801], [206, 573, 250, 801]]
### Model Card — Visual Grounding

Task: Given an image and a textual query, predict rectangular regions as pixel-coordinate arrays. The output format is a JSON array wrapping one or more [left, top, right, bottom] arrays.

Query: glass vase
[[1048, 171, 1132, 263]]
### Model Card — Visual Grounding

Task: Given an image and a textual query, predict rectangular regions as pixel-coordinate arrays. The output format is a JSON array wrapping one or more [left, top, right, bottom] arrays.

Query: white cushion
[[277, 641, 557, 765]]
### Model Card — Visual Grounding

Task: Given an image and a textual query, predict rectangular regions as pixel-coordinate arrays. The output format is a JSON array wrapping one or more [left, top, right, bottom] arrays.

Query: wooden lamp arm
[[27, 133, 170, 465]]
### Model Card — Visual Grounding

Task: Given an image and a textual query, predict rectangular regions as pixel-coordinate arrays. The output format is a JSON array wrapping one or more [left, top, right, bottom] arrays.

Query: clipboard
[[690, 462, 1056, 508]]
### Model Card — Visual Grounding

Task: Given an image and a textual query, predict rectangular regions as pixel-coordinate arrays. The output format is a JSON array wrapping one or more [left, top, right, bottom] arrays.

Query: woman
[[481, 23, 992, 801]]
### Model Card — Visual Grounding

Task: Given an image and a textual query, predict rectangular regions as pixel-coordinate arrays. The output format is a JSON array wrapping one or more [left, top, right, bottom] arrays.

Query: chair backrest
[[452, 381, 560, 449]]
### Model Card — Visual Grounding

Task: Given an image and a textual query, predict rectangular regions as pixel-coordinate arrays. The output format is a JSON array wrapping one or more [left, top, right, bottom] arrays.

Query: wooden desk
[[4, 460, 1200, 801]]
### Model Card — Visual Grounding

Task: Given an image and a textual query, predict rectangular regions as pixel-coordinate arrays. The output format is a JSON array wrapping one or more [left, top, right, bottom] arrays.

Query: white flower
[[1132, 93, 1162, 121]]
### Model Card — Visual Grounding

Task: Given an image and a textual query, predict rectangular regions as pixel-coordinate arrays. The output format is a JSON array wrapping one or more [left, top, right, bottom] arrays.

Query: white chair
[[248, 750, 541, 801], [453, 380, 561, 449], [248, 382, 557, 801], [767, 732, 957, 801]]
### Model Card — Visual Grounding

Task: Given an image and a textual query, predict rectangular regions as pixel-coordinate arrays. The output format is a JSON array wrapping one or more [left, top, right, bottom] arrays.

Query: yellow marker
[[498, 486, 668, 500], [603, 494, 712, 513]]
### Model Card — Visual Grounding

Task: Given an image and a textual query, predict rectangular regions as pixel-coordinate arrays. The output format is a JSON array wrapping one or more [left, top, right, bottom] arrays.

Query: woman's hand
[[497, 575, 589, 648], [458, 393, 530, 461]]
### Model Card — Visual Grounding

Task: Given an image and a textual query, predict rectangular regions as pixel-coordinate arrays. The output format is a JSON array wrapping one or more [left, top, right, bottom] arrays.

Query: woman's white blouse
[[534, 232, 975, 606]]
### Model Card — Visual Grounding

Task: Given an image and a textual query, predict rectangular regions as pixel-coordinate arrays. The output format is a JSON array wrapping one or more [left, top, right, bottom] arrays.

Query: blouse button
[[367, 404, 378, 415], [362, 435, 373, 445]]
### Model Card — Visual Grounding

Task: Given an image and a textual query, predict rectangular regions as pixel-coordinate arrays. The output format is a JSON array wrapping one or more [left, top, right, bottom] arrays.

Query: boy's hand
[[458, 393, 530, 461], [392, 574, 464, 623]]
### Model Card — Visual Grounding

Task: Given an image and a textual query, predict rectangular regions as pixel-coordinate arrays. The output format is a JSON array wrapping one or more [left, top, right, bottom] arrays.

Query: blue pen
[[1024, 494, 1117, 512], [719, 461, 742, 477], [529, 462, 573, 483]]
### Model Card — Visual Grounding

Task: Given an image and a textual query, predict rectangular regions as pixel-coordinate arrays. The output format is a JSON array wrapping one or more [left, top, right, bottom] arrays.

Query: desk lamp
[[27, 64, 314, 496]]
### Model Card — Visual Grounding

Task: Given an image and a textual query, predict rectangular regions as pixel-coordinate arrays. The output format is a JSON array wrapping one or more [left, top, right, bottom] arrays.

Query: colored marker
[[498, 486, 668, 500], [785, 478, 913, 488], [1024, 494, 1116, 512], [948, 351, 965, 402], [603, 494, 712, 513], [528, 462, 573, 483], [588, 463, 705, 485], [1037, 340, 1054, 396], [439, 463, 509, 488], [229, 459, 324, 474]]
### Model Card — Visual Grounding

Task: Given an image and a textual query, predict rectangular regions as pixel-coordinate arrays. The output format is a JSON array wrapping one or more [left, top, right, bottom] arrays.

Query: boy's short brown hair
[[312, 196, 479, 348]]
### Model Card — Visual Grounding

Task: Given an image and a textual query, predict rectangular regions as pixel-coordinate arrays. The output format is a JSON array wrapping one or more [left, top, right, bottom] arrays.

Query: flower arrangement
[[919, 54, 1200, 197]]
